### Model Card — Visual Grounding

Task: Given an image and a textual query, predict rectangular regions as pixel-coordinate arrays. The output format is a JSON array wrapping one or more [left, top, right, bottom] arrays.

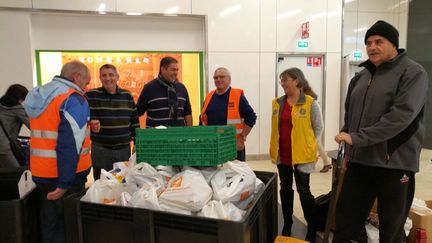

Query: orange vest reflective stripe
[[30, 89, 91, 178], [200, 88, 245, 137]]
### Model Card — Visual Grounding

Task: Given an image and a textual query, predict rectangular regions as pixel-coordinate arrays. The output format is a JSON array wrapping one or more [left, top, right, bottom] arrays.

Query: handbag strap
[[0, 119, 13, 142]]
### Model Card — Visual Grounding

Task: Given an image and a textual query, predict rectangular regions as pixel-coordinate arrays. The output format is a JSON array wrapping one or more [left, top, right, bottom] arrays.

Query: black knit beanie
[[364, 20, 399, 48]]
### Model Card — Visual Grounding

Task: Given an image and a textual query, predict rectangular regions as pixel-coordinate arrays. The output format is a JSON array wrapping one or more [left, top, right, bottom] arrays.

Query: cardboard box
[[408, 200, 432, 243]]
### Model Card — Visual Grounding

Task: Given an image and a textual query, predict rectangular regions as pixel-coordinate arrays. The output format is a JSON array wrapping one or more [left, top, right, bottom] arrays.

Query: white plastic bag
[[199, 166, 219, 184], [159, 203, 192, 215], [199, 200, 245, 221], [234, 178, 264, 210], [255, 178, 265, 194], [109, 161, 131, 183], [128, 152, 137, 168], [235, 194, 255, 210], [159, 168, 212, 212], [18, 170, 36, 198], [411, 198, 432, 215], [365, 215, 412, 243], [404, 217, 412, 237], [365, 223, 379, 243], [129, 183, 161, 210], [120, 191, 132, 206], [155, 165, 178, 185], [211, 161, 256, 205], [125, 163, 165, 194], [82, 170, 123, 204]]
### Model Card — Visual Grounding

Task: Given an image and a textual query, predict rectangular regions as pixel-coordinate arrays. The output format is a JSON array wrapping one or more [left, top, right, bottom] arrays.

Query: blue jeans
[[91, 143, 131, 180]]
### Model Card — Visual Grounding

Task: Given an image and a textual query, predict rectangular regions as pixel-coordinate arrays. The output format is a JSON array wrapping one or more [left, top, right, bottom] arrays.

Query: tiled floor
[[246, 148, 432, 239]]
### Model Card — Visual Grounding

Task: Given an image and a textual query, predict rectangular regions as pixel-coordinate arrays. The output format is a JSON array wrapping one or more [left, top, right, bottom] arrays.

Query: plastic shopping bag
[[109, 161, 131, 183], [125, 163, 165, 194], [199, 200, 245, 221], [129, 183, 162, 210], [365, 223, 379, 243], [155, 165, 178, 185], [255, 178, 265, 194], [159, 203, 192, 215], [82, 170, 123, 205], [199, 166, 219, 184], [211, 161, 256, 205], [159, 168, 212, 212], [128, 152, 137, 168], [120, 191, 132, 206], [18, 170, 36, 198]]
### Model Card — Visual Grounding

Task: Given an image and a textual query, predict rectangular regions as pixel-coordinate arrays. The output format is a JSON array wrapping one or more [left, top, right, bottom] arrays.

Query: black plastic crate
[[0, 168, 39, 243], [64, 171, 277, 243]]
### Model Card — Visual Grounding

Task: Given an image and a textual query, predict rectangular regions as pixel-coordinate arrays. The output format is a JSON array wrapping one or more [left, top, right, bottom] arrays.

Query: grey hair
[[214, 67, 231, 78], [60, 61, 89, 80]]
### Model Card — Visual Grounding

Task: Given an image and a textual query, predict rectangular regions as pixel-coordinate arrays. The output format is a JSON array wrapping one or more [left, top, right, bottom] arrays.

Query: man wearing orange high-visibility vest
[[23, 61, 97, 243], [200, 67, 256, 161]]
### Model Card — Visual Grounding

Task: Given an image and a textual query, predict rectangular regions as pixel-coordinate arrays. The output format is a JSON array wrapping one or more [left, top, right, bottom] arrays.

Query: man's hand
[[89, 120, 100, 133], [47, 188, 67, 200], [236, 136, 246, 151], [334, 132, 352, 145]]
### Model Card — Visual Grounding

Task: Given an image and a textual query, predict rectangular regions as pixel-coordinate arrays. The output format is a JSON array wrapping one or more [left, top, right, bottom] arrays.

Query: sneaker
[[320, 164, 332, 173]]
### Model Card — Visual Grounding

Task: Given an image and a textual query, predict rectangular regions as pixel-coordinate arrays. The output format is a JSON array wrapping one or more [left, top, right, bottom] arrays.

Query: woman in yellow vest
[[269, 67, 323, 242]]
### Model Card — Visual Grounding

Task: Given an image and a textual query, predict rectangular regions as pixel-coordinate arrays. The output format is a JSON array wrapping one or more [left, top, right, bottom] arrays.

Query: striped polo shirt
[[85, 87, 140, 148]]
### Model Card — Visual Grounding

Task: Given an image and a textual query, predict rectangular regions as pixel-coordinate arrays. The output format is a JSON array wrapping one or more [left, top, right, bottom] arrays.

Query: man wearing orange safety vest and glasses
[[200, 67, 256, 161], [23, 61, 98, 243]]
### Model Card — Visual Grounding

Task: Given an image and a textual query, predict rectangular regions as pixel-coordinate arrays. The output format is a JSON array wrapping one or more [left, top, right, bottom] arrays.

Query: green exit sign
[[297, 41, 309, 48], [353, 51, 362, 59]]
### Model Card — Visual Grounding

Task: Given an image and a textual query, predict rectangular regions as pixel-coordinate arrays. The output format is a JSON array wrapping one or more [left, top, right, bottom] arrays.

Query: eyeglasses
[[213, 75, 227, 80]]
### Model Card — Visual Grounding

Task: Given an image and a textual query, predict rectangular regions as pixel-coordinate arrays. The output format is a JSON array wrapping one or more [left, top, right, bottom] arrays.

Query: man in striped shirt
[[136, 56, 193, 127], [86, 64, 140, 180]]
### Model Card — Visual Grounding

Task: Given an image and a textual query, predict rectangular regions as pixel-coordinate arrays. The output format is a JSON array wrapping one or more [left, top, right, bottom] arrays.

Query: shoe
[[305, 229, 316, 243], [320, 164, 332, 173]]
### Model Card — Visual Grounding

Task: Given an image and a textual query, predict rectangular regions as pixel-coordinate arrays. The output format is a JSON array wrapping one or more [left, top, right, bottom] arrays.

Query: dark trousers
[[333, 163, 415, 243], [236, 149, 246, 161], [91, 143, 131, 180], [277, 164, 316, 234], [37, 182, 85, 243]]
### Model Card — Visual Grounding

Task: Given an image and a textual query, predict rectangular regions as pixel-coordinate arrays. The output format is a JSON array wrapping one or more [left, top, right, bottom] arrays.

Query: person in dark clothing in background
[[200, 67, 257, 161], [136, 56, 192, 127], [0, 84, 29, 168], [333, 20, 429, 243]]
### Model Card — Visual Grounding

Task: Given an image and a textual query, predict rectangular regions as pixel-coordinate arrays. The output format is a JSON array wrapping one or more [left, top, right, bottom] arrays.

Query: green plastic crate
[[135, 126, 237, 166]]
